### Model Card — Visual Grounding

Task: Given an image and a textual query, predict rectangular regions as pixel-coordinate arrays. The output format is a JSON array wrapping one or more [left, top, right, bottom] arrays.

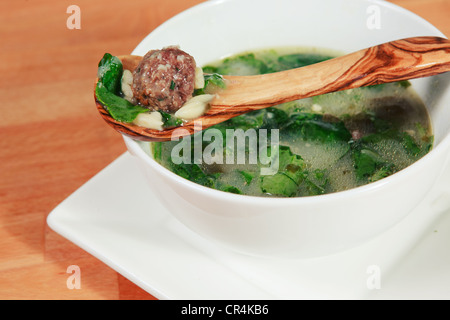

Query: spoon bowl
[[95, 36, 450, 141]]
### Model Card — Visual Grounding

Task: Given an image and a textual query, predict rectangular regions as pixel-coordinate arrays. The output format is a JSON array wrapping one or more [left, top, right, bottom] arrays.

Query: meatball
[[132, 46, 196, 113]]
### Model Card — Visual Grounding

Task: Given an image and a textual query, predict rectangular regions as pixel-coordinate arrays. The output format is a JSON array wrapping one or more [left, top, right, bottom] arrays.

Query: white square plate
[[47, 152, 450, 299]]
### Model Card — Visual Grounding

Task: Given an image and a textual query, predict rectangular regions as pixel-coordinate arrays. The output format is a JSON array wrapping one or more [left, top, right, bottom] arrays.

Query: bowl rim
[[125, 0, 450, 204]]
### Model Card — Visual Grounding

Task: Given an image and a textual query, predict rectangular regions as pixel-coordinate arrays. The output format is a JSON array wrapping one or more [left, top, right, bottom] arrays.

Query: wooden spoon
[[95, 36, 450, 141]]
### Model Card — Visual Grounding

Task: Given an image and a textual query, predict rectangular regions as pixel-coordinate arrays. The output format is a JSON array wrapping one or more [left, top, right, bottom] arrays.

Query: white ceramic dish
[[123, 0, 450, 258], [47, 152, 450, 299]]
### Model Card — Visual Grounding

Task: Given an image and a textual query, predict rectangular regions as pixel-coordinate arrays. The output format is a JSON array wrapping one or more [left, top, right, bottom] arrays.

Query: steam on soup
[[143, 48, 433, 197]]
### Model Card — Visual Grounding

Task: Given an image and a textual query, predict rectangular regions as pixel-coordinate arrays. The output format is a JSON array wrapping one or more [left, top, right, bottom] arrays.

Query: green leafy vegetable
[[277, 53, 333, 70], [95, 82, 147, 122], [97, 53, 123, 94], [96, 53, 147, 123], [362, 80, 411, 91], [351, 143, 387, 180], [359, 127, 430, 158], [398, 80, 411, 88], [153, 142, 162, 162], [260, 146, 305, 197], [369, 165, 394, 182], [216, 53, 269, 75], [202, 52, 334, 75], [300, 169, 329, 196], [220, 185, 242, 194], [261, 173, 299, 197], [159, 111, 183, 128], [284, 112, 352, 142], [169, 163, 219, 189], [400, 132, 422, 156], [194, 73, 226, 95], [202, 65, 218, 74], [204, 73, 226, 88], [239, 170, 254, 185], [229, 110, 265, 130], [261, 107, 289, 130]]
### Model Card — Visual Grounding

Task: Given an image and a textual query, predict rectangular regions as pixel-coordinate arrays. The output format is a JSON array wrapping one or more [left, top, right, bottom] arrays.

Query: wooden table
[[0, 0, 449, 300]]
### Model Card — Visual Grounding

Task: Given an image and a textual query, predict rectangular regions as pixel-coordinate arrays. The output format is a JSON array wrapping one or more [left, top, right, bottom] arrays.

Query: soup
[[145, 48, 433, 197]]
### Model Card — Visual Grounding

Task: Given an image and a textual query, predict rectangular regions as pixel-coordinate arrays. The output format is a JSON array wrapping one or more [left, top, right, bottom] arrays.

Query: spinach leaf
[[210, 109, 265, 132], [261, 173, 299, 197], [204, 73, 226, 88], [400, 132, 422, 157], [352, 145, 382, 179], [201, 65, 218, 74], [194, 73, 227, 95], [95, 82, 148, 123], [284, 112, 352, 142], [359, 128, 399, 143], [216, 53, 269, 75], [239, 170, 255, 185], [260, 146, 305, 197], [220, 185, 242, 194], [415, 122, 433, 155], [277, 53, 333, 71], [169, 163, 219, 189], [400, 131, 432, 158], [229, 110, 265, 130], [97, 53, 123, 94], [398, 80, 411, 88], [362, 80, 411, 91], [96, 53, 148, 123], [361, 128, 429, 159], [159, 111, 183, 128], [369, 165, 394, 182], [350, 141, 394, 181], [300, 169, 329, 196], [153, 142, 162, 162], [261, 107, 289, 130]]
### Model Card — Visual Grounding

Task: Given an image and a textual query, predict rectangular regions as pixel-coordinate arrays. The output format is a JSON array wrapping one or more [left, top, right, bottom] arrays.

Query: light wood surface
[[0, 0, 448, 300]]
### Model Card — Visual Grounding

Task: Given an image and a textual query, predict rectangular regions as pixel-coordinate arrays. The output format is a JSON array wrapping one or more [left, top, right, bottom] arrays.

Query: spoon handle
[[213, 36, 450, 108], [98, 36, 450, 141]]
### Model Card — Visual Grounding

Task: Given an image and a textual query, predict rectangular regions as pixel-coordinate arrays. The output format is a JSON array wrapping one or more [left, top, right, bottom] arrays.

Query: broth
[[146, 48, 433, 197]]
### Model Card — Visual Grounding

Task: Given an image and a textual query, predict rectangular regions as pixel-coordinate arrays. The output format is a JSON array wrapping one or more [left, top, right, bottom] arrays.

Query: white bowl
[[123, 0, 450, 258]]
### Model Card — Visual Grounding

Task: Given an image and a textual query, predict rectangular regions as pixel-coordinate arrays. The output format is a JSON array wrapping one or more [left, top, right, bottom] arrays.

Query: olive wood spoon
[[95, 36, 450, 141]]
